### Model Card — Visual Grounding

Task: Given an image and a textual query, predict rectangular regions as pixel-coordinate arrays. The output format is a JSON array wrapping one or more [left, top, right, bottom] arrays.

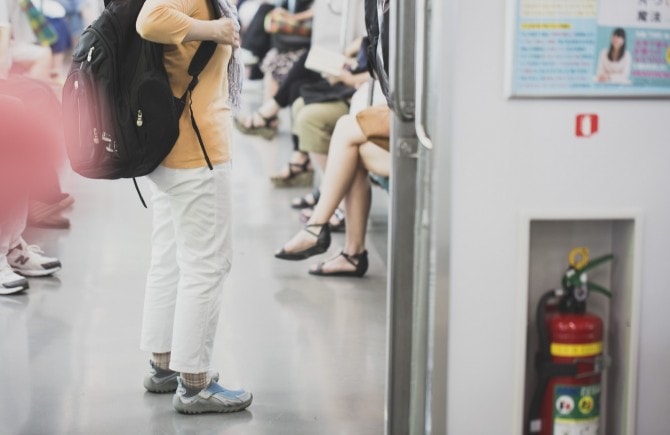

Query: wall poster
[[509, 0, 670, 96]]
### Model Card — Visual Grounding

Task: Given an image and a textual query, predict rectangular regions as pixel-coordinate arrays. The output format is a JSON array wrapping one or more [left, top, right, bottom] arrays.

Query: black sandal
[[328, 208, 346, 232], [309, 250, 369, 277], [291, 188, 320, 209], [233, 111, 278, 140], [274, 224, 331, 261], [271, 159, 313, 188]]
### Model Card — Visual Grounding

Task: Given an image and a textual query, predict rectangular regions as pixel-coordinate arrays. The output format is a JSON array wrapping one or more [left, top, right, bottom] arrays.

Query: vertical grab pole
[[386, 1, 418, 435], [408, 0, 435, 434]]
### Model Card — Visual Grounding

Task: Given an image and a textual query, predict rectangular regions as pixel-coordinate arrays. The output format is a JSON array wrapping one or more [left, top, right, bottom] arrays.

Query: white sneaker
[[7, 239, 61, 277], [173, 378, 252, 414], [0, 257, 29, 295]]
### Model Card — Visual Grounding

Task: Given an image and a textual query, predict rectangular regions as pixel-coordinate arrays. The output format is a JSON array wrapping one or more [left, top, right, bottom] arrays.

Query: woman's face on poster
[[611, 34, 625, 49]]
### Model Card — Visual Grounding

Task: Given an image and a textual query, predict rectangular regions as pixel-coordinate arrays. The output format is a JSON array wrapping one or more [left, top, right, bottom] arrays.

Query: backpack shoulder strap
[[182, 0, 228, 171], [184, 0, 224, 92]]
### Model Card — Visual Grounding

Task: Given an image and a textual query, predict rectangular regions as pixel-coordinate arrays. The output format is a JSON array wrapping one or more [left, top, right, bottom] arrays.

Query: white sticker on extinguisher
[[553, 418, 599, 435], [553, 384, 600, 434]]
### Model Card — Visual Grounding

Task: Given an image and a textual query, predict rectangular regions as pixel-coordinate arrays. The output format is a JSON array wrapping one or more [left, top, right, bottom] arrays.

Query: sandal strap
[[333, 208, 345, 221], [293, 188, 319, 208], [311, 188, 321, 203], [340, 250, 366, 266], [304, 223, 326, 238], [288, 159, 311, 176], [255, 111, 277, 128]]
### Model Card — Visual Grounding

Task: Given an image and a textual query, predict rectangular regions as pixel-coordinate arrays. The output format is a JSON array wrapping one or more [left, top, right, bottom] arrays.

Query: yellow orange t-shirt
[[137, 0, 232, 169]]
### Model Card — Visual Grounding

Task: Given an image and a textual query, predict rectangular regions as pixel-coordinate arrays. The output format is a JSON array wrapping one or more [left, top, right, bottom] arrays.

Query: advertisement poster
[[510, 0, 670, 96]]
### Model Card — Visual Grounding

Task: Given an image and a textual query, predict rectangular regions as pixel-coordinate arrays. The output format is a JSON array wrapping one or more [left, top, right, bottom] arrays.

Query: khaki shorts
[[292, 97, 350, 155]]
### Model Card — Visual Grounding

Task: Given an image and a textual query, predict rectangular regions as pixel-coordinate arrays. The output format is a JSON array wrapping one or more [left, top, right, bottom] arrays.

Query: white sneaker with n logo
[[0, 257, 29, 295], [7, 239, 61, 277]]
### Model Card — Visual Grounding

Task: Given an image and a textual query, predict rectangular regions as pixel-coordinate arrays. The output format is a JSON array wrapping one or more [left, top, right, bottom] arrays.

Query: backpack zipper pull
[[87, 47, 95, 62], [136, 110, 143, 127], [93, 127, 99, 144]]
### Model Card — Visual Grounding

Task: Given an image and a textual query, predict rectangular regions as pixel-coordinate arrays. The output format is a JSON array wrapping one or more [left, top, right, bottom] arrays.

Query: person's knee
[[359, 142, 391, 177]]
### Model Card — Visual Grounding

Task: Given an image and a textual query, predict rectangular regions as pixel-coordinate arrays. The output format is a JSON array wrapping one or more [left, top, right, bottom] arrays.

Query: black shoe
[[275, 224, 331, 261], [291, 188, 320, 209], [328, 208, 345, 233], [309, 250, 368, 278]]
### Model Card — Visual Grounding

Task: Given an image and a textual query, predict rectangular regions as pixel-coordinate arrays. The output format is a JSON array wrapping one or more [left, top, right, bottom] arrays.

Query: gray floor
[[0, 85, 389, 435]]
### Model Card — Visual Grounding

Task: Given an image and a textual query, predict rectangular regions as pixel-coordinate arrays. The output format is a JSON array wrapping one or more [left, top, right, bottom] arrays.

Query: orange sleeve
[[136, 0, 195, 44]]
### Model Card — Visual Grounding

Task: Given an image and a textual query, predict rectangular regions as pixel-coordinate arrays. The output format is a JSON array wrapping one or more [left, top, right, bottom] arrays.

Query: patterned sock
[[181, 372, 208, 392], [152, 352, 171, 370]]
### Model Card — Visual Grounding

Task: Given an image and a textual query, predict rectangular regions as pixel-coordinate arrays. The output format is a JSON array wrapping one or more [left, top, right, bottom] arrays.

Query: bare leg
[[309, 152, 327, 173], [277, 115, 366, 254], [359, 142, 391, 178], [308, 163, 371, 274], [270, 134, 311, 182], [263, 74, 279, 102], [294, 152, 345, 223], [309, 115, 365, 223], [341, 165, 371, 255], [240, 99, 280, 129]]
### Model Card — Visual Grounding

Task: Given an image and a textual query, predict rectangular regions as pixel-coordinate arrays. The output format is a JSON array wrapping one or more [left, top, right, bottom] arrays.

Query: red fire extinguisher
[[527, 248, 613, 435]]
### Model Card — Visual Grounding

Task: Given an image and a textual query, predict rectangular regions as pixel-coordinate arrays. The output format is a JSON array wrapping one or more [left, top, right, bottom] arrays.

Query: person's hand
[[597, 73, 609, 82], [338, 69, 355, 87], [211, 18, 241, 47], [322, 72, 341, 86]]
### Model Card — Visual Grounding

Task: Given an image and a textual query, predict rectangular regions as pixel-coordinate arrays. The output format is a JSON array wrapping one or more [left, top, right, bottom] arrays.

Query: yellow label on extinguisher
[[550, 342, 602, 358]]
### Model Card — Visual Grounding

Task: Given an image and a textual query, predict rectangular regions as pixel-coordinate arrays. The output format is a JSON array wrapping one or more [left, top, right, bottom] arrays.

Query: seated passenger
[[274, 107, 390, 277], [257, 0, 313, 101]]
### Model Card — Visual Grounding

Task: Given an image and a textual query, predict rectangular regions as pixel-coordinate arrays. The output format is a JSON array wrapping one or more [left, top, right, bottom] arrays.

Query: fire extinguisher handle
[[587, 281, 612, 298], [581, 254, 614, 273]]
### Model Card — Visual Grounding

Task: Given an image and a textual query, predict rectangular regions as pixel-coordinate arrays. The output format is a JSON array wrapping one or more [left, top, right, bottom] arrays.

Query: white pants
[[0, 204, 27, 257], [140, 162, 233, 374]]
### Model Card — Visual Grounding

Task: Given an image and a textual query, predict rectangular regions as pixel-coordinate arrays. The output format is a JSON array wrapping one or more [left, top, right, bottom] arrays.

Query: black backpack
[[62, 0, 219, 188]]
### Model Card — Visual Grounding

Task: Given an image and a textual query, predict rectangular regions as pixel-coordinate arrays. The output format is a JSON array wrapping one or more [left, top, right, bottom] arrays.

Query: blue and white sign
[[509, 0, 670, 96]]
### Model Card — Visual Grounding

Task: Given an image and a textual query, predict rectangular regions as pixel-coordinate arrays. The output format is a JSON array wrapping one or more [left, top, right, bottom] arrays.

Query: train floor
[[0, 84, 390, 435]]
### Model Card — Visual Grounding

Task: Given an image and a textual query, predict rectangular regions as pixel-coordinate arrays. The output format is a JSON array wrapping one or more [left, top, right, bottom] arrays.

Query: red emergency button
[[576, 114, 599, 137]]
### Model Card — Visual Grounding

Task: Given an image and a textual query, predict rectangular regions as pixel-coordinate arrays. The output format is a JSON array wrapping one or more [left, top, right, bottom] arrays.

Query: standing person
[[136, 0, 252, 414], [0, 95, 62, 295]]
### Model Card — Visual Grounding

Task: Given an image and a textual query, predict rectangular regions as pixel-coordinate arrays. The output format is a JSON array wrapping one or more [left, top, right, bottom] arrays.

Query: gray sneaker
[[144, 361, 221, 394], [173, 378, 253, 414], [144, 361, 179, 393]]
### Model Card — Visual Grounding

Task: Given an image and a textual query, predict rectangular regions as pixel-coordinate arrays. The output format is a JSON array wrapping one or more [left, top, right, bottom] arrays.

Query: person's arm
[[339, 70, 368, 89], [292, 8, 313, 21], [344, 37, 363, 58], [137, 0, 239, 46], [272, 7, 313, 21]]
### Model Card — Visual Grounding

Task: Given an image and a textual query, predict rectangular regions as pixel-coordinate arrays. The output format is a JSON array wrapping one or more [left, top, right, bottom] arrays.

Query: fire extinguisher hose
[[526, 289, 558, 434]]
